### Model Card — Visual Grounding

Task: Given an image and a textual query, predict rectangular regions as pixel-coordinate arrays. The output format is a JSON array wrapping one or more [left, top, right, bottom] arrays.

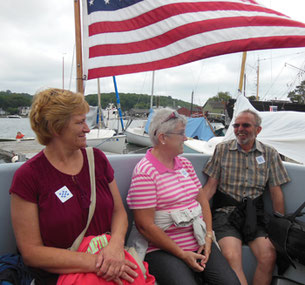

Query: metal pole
[[150, 71, 155, 109], [62, 55, 65, 90], [112, 76, 125, 132], [256, 59, 260, 100], [97, 78, 102, 129], [190, 90, 194, 116]]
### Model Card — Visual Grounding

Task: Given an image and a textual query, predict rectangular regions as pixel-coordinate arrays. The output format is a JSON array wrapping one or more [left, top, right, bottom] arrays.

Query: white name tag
[[55, 186, 73, 203], [180, 168, 189, 177], [256, 155, 265, 164]]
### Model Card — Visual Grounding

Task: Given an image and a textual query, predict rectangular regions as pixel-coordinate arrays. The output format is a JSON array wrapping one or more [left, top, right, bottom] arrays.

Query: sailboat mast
[[97, 78, 103, 129], [256, 58, 260, 100], [190, 90, 194, 116], [74, 0, 84, 94], [150, 71, 155, 109], [238, 52, 247, 94]]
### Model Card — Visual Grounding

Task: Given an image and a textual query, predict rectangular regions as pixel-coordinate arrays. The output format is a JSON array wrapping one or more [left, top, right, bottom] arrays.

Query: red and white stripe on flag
[[81, 0, 305, 80]]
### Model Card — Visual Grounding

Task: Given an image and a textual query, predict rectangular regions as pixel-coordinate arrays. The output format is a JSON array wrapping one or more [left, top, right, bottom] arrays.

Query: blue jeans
[[145, 242, 240, 285]]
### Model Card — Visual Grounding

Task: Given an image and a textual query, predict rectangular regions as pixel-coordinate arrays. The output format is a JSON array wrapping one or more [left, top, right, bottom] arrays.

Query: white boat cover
[[184, 95, 305, 165], [86, 106, 99, 129], [223, 95, 305, 165]]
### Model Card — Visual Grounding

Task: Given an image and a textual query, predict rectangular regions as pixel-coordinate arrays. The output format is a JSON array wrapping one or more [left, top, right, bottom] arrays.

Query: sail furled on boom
[[81, 0, 305, 80]]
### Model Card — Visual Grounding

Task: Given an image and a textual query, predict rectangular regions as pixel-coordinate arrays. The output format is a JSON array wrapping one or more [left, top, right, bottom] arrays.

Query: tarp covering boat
[[144, 108, 214, 141], [224, 95, 305, 165], [185, 117, 214, 141]]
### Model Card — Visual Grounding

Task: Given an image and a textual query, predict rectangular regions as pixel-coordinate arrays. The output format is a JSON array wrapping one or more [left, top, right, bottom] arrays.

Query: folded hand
[[95, 245, 138, 284], [181, 250, 206, 272]]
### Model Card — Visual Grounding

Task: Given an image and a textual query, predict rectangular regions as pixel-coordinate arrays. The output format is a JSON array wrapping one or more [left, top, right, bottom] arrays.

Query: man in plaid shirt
[[203, 109, 290, 285]]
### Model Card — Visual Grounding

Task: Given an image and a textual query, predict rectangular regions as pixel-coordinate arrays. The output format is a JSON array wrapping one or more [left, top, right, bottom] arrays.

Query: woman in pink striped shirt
[[127, 108, 240, 285]]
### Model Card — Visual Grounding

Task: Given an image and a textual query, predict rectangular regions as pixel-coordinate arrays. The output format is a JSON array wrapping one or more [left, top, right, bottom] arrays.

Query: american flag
[[81, 0, 305, 80]]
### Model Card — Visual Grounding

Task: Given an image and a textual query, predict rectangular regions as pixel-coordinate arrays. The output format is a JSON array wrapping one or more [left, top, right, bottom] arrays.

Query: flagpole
[[74, 0, 84, 94]]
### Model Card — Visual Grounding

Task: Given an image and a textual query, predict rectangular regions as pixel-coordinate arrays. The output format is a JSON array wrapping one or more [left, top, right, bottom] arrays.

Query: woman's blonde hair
[[29, 88, 89, 145]]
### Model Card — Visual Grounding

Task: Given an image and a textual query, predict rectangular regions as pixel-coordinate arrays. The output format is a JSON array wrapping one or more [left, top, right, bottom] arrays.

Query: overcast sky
[[1, 0, 305, 106]]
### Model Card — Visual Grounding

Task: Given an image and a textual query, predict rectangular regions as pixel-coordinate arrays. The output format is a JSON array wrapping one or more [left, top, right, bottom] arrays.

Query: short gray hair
[[149, 107, 187, 146], [237, 109, 262, 126]]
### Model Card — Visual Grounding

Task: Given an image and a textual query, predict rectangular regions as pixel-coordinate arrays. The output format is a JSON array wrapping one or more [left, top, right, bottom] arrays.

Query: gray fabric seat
[[1, 153, 305, 284]]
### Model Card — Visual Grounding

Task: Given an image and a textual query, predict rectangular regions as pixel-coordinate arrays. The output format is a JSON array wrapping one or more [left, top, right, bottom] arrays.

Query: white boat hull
[[125, 127, 152, 147], [86, 129, 126, 154], [184, 137, 224, 154]]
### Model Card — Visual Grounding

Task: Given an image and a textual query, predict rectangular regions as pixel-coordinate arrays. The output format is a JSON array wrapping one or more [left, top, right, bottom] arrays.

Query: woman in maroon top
[[10, 88, 138, 284]]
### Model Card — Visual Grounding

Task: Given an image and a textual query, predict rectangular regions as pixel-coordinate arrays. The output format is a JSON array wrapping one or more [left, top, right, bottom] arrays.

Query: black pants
[[145, 242, 240, 285]]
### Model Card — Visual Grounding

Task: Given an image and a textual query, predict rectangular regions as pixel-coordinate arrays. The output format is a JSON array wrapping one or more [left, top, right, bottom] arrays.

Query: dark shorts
[[213, 211, 267, 243]]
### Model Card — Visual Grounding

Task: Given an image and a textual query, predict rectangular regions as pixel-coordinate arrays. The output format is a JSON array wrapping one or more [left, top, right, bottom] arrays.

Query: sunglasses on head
[[232, 123, 252, 128], [163, 111, 178, 123], [154, 111, 179, 136]]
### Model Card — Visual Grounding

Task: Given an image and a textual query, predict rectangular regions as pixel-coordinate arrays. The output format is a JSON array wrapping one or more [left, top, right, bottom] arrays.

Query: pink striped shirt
[[127, 149, 202, 252]]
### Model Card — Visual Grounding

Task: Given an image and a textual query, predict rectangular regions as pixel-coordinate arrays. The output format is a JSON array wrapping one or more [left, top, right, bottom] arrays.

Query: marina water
[[0, 117, 148, 164], [0, 117, 36, 140]]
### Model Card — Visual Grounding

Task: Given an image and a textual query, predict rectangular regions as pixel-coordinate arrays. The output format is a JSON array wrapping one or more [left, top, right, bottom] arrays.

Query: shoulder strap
[[69, 147, 96, 251], [288, 201, 305, 221]]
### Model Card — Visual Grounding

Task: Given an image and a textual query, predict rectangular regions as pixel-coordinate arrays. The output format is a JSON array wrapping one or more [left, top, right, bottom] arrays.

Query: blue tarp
[[185, 117, 214, 141], [144, 109, 214, 141], [144, 108, 155, 133]]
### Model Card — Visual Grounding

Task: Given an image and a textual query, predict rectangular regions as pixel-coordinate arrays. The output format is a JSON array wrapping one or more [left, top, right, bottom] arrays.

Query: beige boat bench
[[1, 153, 305, 284]]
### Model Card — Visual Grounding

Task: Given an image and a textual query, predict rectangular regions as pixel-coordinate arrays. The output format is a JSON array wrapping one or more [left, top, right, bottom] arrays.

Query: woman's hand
[[95, 243, 125, 281], [118, 259, 138, 284], [197, 236, 212, 266], [204, 239, 212, 262], [107, 259, 139, 285], [181, 250, 206, 272], [95, 245, 139, 284]]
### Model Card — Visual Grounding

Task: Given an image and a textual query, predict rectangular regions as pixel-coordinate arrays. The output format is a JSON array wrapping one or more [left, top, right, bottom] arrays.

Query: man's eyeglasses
[[154, 111, 179, 136], [232, 123, 252, 129]]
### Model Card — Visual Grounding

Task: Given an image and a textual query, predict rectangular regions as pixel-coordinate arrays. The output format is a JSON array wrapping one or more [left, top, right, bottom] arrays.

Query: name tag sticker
[[256, 155, 265, 164], [55, 186, 73, 203], [180, 168, 189, 177]]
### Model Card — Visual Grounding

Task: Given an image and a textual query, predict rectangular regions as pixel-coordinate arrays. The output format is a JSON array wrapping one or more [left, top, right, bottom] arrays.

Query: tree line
[[2, 81, 305, 115], [0, 90, 33, 115], [0, 90, 196, 115]]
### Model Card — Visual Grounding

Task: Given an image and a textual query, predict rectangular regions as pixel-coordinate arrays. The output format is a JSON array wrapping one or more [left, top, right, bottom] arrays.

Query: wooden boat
[[23, 1, 300, 283]]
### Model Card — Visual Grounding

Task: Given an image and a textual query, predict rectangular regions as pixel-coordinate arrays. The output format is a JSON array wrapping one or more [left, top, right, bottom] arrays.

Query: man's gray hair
[[149, 107, 187, 146], [238, 109, 262, 126]]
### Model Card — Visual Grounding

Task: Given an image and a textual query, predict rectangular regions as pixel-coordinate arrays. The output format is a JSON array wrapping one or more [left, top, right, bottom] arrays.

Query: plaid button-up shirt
[[203, 139, 290, 212]]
